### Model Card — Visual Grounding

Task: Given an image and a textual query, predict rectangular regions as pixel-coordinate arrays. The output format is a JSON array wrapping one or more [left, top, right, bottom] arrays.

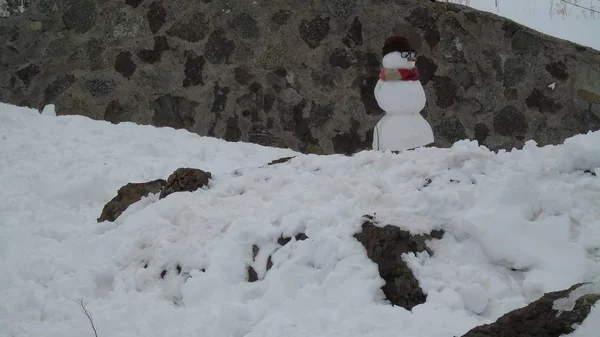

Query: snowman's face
[[382, 51, 417, 69]]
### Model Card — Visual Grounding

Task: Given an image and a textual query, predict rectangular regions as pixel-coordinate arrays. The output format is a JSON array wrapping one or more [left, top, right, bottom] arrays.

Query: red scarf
[[379, 67, 419, 81]]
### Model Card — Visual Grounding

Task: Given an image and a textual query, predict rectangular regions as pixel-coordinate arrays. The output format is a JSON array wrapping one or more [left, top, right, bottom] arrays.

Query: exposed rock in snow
[[354, 215, 444, 310], [461, 283, 600, 337], [159, 167, 212, 199], [97, 179, 166, 222], [267, 156, 296, 166]]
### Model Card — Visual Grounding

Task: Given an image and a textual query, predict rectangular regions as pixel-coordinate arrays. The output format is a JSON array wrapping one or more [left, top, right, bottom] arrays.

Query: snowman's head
[[381, 36, 418, 69], [381, 51, 417, 69]]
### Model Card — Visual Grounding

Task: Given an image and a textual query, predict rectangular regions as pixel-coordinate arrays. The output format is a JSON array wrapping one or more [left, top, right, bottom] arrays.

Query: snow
[[41, 104, 56, 116], [1, 102, 600, 337], [554, 282, 600, 311], [567, 303, 600, 337], [450, 0, 600, 51]]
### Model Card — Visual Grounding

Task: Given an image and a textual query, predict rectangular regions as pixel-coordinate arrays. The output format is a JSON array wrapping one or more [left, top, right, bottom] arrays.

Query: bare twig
[[561, 0, 600, 14], [443, 0, 597, 17], [75, 298, 99, 337]]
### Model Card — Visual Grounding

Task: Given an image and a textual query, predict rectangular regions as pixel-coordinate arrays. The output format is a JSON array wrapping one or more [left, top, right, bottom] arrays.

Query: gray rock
[[125, 0, 144, 8], [147, 1, 167, 34], [104, 99, 124, 124], [248, 123, 275, 146], [114, 52, 136, 78], [0, 0, 598, 154], [309, 101, 335, 128], [258, 44, 288, 69], [152, 94, 198, 129], [271, 10, 292, 26], [211, 82, 230, 113], [299, 15, 330, 49], [504, 88, 519, 101], [525, 88, 563, 113], [105, 9, 146, 41], [16, 64, 40, 87], [229, 13, 259, 39], [329, 48, 353, 69], [44, 74, 76, 104], [545, 61, 569, 81], [84, 79, 116, 97], [86, 39, 106, 70], [476, 91, 497, 112], [167, 12, 209, 43], [62, 0, 97, 34], [234, 66, 255, 85], [137, 49, 161, 64], [204, 29, 235, 64], [39, 0, 64, 15], [153, 36, 170, 52], [502, 57, 527, 88], [511, 29, 541, 56], [183, 51, 205, 87], [1, 0, 28, 17], [278, 88, 303, 107], [437, 118, 467, 144], [416, 56, 437, 85], [494, 105, 528, 136], [224, 116, 241, 141], [328, 0, 357, 18], [433, 76, 458, 108], [343, 16, 362, 47], [474, 123, 489, 145]]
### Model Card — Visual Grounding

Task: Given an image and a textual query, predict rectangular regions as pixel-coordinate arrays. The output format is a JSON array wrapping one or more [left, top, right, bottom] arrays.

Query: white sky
[[454, 0, 600, 50]]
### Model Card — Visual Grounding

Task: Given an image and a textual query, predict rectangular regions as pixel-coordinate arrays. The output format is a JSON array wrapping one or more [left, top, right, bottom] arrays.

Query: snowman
[[372, 36, 434, 151]]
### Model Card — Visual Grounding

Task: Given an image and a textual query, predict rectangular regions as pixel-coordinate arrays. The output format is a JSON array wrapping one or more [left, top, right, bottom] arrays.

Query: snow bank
[[1, 102, 599, 337]]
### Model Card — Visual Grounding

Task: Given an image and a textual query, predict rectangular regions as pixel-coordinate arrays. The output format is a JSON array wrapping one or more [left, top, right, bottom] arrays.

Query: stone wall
[[1, 0, 599, 154]]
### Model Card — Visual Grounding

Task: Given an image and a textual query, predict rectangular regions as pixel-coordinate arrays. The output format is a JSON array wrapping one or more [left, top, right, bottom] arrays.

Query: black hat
[[382, 36, 415, 57]]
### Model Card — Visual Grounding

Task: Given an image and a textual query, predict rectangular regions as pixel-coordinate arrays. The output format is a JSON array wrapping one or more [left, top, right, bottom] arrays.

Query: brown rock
[[353, 216, 443, 310], [578, 89, 600, 104], [97, 179, 167, 222], [461, 283, 600, 337], [159, 168, 212, 199]]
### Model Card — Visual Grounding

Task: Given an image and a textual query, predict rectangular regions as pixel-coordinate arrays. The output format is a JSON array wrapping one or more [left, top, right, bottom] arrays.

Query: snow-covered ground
[[1, 102, 599, 337]]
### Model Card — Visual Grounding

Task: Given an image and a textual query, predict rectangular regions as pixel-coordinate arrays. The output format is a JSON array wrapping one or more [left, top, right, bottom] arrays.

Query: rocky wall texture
[[1, 0, 599, 154]]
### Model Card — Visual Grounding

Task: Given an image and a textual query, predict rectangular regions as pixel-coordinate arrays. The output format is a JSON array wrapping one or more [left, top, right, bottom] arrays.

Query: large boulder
[[1, 0, 598, 153], [159, 167, 211, 199], [462, 283, 600, 337], [97, 179, 166, 222], [353, 215, 444, 310]]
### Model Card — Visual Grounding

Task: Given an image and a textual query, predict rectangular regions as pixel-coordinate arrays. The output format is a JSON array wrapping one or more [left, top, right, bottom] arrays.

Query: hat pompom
[[382, 36, 415, 57]]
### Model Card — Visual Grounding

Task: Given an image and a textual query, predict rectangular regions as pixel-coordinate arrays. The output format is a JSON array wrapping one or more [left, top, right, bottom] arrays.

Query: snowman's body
[[372, 52, 434, 151]]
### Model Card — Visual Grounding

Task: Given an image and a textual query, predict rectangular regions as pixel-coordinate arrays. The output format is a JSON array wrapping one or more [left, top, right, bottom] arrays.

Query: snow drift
[[0, 102, 599, 337]]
